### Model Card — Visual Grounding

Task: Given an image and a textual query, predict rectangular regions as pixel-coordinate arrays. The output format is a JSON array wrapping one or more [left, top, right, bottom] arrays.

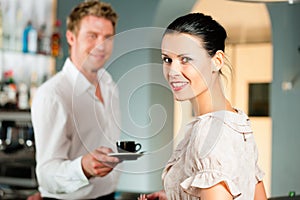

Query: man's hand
[[27, 192, 42, 200], [81, 146, 120, 178], [138, 190, 167, 200]]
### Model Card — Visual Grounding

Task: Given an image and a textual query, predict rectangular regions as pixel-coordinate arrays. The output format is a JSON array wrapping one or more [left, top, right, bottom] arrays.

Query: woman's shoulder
[[192, 109, 252, 133], [187, 114, 225, 159], [187, 109, 251, 158]]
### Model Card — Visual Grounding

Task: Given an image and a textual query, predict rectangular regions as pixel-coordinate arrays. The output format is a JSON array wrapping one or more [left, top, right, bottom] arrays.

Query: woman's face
[[161, 33, 214, 101]]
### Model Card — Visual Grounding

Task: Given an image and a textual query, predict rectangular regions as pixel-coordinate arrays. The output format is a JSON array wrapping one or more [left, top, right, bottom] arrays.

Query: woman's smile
[[161, 33, 213, 101], [170, 81, 189, 91]]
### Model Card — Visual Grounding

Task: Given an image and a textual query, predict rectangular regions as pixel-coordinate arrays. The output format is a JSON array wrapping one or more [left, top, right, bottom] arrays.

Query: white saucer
[[108, 152, 144, 161]]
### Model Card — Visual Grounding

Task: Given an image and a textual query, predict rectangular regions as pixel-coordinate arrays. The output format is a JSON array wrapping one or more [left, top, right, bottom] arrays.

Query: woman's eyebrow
[[177, 53, 191, 57]]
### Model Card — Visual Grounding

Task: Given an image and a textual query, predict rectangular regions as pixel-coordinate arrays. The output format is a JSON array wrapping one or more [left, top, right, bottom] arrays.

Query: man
[[31, 1, 121, 199]]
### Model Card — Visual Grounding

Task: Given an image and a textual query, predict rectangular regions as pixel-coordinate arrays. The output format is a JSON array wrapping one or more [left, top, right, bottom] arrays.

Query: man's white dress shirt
[[31, 58, 121, 199]]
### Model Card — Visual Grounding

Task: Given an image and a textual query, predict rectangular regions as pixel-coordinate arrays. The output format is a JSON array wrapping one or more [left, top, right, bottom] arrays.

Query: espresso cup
[[116, 141, 142, 153]]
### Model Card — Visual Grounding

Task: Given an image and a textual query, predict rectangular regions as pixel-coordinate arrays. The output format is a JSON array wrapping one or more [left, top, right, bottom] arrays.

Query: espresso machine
[[0, 119, 38, 199]]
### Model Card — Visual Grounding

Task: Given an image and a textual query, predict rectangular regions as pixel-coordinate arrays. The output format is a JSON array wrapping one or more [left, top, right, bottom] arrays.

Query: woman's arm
[[254, 181, 267, 200], [199, 182, 233, 200]]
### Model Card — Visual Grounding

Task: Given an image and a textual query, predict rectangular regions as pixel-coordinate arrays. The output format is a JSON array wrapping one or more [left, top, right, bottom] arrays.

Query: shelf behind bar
[[0, 111, 31, 121]]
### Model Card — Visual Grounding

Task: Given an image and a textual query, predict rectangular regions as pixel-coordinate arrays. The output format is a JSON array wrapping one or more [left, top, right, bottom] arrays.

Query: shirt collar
[[62, 58, 92, 97], [188, 109, 253, 133], [62, 58, 113, 97]]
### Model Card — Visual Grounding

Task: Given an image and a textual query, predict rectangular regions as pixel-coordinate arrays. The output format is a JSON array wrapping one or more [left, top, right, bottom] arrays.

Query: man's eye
[[181, 57, 191, 64], [105, 35, 113, 41], [162, 57, 172, 63], [88, 33, 97, 39]]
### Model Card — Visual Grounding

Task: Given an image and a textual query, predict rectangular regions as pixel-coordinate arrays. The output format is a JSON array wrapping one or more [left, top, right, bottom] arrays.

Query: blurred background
[[0, 0, 299, 199]]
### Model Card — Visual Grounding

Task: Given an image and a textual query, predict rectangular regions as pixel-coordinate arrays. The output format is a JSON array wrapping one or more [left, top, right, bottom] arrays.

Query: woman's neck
[[190, 76, 234, 116]]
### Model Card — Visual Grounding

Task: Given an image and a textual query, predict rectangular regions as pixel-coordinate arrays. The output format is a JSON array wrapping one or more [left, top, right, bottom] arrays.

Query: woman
[[139, 13, 267, 200]]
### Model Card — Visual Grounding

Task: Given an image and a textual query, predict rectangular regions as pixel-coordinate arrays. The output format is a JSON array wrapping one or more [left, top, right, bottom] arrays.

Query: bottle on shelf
[[22, 21, 38, 53], [17, 82, 29, 110], [28, 23, 38, 53], [0, 80, 8, 109], [38, 24, 51, 55], [22, 21, 32, 53], [29, 71, 38, 107], [1, 1, 11, 50], [51, 20, 61, 57], [3, 70, 17, 110], [15, 1, 23, 52], [0, 6, 3, 49]]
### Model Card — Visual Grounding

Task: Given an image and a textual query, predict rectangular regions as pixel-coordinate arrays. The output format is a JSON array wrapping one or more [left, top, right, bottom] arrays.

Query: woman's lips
[[170, 81, 188, 91]]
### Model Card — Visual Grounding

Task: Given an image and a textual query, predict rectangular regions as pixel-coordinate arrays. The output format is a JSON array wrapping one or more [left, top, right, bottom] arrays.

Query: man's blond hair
[[67, 0, 118, 35]]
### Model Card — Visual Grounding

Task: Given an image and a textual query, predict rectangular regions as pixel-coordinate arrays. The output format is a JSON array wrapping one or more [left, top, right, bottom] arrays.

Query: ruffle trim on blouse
[[180, 170, 241, 198], [192, 109, 253, 134], [256, 167, 265, 183]]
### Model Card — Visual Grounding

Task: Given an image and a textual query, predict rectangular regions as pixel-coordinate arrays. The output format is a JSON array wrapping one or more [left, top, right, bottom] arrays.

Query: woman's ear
[[212, 50, 225, 72]]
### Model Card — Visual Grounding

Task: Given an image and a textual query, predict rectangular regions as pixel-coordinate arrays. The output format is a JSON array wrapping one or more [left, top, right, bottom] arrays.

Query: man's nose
[[95, 37, 106, 51]]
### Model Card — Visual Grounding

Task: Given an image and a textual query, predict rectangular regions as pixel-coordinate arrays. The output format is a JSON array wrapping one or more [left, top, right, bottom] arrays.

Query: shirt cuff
[[58, 156, 89, 193], [73, 156, 89, 183]]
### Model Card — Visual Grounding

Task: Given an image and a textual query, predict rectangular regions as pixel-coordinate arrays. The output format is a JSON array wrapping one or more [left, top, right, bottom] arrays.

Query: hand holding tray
[[108, 152, 145, 161]]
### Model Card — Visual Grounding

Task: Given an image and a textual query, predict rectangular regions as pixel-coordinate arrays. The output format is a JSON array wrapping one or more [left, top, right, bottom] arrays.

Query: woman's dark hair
[[164, 13, 227, 57]]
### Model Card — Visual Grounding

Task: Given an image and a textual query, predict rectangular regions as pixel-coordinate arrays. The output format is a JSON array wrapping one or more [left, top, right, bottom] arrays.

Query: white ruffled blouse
[[162, 109, 264, 200]]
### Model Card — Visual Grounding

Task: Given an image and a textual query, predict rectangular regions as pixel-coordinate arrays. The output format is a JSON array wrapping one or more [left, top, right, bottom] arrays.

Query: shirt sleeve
[[180, 117, 241, 198], [254, 141, 265, 183], [31, 89, 89, 194]]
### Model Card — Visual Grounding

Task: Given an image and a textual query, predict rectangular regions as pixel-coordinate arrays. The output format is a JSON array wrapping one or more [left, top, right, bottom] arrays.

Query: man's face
[[67, 15, 114, 73]]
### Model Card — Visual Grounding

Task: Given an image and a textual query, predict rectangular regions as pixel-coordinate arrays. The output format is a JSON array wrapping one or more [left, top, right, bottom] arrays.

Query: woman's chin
[[174, 95, 190, 102]]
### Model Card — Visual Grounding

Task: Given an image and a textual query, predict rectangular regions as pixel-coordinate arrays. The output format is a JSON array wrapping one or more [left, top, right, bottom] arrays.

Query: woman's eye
[[162, 57, 172, 64], [181, 57, 191, 64]]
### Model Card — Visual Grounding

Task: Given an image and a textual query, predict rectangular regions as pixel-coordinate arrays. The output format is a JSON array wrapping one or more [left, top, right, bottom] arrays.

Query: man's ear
[[212, 50, 225, 72], [66, 30, 75, 46]]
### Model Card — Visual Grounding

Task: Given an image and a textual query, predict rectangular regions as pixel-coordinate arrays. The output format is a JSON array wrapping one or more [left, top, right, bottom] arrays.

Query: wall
[[55, 0, 82, 70], [107, 0, 196, 193], [267, 3, 300, 197], [228, 43, 273, 197]]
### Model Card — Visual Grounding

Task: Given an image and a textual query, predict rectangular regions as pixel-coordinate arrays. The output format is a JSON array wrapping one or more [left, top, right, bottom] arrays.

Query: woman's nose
[[168, 61, 181, 76]]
